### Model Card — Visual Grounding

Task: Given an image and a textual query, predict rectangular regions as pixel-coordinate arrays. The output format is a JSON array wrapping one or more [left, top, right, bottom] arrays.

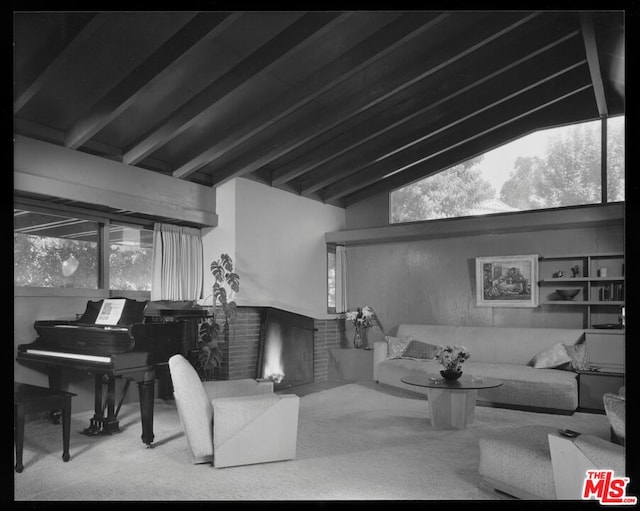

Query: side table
[[14, 382, 76, 473], [577, 370, 624, 412]]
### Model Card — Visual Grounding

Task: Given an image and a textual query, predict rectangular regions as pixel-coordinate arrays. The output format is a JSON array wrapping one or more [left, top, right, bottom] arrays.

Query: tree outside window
[[391, 116, 624, 223]]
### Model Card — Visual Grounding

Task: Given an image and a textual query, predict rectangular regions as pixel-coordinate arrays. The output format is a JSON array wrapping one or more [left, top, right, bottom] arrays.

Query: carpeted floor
[[14, 381, 610, 501]]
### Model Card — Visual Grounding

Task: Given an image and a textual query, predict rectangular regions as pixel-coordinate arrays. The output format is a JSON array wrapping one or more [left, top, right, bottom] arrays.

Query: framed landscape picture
[[475, 254, 539, 308]]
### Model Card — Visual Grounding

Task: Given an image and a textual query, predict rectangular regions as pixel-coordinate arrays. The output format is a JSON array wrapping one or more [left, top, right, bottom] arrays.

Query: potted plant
[[194, 253, 240, 380]]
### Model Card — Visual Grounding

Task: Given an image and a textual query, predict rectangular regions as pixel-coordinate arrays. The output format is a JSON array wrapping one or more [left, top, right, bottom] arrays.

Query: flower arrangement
[[345, 306, 380, 349], [345, 305, 379, 328], [435, 345, 470, 374]]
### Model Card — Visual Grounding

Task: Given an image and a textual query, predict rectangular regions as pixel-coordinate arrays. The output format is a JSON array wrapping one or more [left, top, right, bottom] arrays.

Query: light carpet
[[14, 382, 610, 501]]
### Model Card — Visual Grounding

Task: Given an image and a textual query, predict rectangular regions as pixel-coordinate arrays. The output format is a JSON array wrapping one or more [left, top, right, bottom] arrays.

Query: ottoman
[[478, 424, 558, 499]]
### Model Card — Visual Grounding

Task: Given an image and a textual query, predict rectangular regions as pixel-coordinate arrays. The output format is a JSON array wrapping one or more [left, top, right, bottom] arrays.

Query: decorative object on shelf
[[195, 253, 240, 380], [345, 305, 380, 349], [435, 345, 470, 380], [597, 267, 608, 277], [555, 289, 581, 300], [475, 254, 539, 308], [553, 271, 564, 278], [570, 265, 581, 277]]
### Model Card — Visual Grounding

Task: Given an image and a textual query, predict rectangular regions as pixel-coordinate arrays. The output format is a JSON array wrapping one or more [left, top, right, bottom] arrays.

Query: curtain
[[335, 245, 348, 313], [151, 223, 203, 301]]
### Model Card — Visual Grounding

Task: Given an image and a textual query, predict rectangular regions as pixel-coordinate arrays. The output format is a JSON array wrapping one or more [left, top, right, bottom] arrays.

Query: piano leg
[[83, 374, 120, 436], [102, 375, 121, 435], [137, 370, 155, 447], [83, 374, 105, 435]]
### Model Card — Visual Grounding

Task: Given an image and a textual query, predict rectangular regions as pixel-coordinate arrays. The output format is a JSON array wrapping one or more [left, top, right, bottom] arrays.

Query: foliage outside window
[[390, 116, 624, 223], [14, 207, 152, 291]]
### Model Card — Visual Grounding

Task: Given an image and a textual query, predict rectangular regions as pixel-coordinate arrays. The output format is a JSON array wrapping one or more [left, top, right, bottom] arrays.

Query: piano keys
[[16, 298, 208, 447]]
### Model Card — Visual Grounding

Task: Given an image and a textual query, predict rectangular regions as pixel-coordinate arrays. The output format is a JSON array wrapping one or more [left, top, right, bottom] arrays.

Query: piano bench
[[14, 382, 76, 473]]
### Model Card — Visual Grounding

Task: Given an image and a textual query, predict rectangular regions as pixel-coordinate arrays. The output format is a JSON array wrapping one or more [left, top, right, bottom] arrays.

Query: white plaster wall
[[201, 180, 236, 304], [232, 178, 345, 318]]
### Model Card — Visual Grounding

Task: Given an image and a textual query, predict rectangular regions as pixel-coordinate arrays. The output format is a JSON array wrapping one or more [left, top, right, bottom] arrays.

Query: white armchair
[[168, 354, 299, 468], [548, 432, 625, 499], [604, 386, 625, 445]]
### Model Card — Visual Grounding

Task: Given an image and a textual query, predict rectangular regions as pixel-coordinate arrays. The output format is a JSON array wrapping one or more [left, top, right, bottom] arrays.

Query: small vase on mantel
[[440, 369, 463, 381]]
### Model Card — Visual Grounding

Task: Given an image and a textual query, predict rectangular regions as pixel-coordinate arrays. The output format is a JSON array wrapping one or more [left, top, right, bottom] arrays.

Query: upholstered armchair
[[548, 432, 625, 499], [603, 386, 625, 445], [549, 387, 626, 499], [168, 354, 300, 468]]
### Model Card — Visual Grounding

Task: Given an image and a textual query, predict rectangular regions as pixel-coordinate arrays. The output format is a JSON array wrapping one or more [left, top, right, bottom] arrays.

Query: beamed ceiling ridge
[[13, 10, 625, 212]]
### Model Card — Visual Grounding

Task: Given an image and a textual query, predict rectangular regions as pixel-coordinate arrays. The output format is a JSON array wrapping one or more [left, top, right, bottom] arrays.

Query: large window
[[14, 206, 153, 291], [390, 116, 624, 223]]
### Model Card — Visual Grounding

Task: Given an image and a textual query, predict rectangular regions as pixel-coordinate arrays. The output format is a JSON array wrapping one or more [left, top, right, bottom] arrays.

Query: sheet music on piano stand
[[95, 299, 126, 325]]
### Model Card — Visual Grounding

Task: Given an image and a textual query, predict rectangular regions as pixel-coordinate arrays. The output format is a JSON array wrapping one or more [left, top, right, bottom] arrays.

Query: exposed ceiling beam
[[295, 30, 583, 196], [14, 13, 110, 114], [14, 118, 172, 173], [172, 12, 445, 179], [206, 11, 541, 188], [580, 12, 609, 117], [319, 63, 589, 202], [338, 88, 595, 207], [123, 12, 346, 166], [64, 12, 237, 149]]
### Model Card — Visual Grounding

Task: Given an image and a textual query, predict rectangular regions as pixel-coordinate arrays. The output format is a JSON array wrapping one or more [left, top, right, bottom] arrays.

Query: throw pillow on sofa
[[528, 342, 573, 369], [564, 342, 587, 371], [398, 339, 441, 360], [385, 336, 414, 358]]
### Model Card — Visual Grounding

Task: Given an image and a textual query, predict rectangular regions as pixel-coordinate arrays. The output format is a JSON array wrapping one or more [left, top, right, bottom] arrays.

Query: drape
[[335, 245, 348, 313], [151, 223, 203, 301]]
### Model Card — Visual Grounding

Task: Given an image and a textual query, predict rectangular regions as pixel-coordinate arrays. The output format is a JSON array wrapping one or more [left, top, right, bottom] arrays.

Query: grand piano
[[16, 298, 208, 447]]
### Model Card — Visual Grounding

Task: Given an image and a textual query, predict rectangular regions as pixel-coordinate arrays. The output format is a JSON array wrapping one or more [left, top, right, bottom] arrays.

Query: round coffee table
[[401, 372, 503, 430]]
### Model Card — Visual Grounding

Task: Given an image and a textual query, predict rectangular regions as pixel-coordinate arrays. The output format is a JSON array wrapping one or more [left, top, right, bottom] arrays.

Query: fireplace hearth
[[257, 308, 315, 391]]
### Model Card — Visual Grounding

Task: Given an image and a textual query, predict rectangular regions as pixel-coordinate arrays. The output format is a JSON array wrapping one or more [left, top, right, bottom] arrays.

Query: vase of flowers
[[345, 306, 379, 349], [435, 345, 470, 380]]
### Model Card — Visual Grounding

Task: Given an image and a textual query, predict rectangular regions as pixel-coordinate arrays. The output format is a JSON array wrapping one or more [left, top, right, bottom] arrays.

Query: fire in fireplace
[[257, 308, 315, 391]]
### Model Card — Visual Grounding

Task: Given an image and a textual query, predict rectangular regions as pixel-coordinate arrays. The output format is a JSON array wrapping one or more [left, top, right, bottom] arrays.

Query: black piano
[[16, 298, 208, 447]]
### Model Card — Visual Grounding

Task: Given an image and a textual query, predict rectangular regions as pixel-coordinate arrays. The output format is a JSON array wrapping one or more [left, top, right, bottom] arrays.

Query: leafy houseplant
[[195, 253, 240, 380]]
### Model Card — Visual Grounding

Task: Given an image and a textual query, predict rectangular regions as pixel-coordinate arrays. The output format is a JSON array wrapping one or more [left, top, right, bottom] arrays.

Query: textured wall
[[346, 223, 624, 334]]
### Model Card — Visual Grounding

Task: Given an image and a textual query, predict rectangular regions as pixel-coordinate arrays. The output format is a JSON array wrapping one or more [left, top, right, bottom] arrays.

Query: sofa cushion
[[398, 339, 441, 360], [385, 335, 414, 358], [529, 342, 572, 369], [564, 342, 587, 371], [395, 324, 584, 365]]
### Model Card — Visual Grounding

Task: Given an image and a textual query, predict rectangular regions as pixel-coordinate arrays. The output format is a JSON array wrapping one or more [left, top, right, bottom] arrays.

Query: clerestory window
[[390, 115, 624, 223]]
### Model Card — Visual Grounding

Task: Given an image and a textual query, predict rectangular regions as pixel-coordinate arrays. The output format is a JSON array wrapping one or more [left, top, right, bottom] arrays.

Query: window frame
[[14, 196, 153, 296], [389, 114, 624, 224], [327, 244, 337, 314]]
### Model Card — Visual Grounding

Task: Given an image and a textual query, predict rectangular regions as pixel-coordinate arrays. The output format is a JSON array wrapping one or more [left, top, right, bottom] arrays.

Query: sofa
[[374, 324, 586, 413]]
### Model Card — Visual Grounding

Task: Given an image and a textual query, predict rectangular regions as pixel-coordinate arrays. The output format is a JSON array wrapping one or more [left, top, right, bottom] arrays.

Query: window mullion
[[99, 221, 110, 289], [601, 116, 608, 204]]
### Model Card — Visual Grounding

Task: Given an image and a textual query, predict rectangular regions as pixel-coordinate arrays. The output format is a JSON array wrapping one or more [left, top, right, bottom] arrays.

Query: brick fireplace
[[210, 306, 343, 384]]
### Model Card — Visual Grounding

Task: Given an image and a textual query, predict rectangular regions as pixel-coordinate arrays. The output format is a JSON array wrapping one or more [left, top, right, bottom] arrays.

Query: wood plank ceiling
[[14, 10, 625, 211]]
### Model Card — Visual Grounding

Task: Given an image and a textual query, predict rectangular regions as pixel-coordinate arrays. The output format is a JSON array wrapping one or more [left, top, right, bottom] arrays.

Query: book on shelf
[[598, 283, 624, 301]]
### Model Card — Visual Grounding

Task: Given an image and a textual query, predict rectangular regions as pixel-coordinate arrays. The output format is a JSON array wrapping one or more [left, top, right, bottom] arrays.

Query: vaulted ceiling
[[13, 10, 625, 210]]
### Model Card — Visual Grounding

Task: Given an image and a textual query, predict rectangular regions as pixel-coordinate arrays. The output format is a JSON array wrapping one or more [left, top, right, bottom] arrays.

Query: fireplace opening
[[257, 308, 315, 391]]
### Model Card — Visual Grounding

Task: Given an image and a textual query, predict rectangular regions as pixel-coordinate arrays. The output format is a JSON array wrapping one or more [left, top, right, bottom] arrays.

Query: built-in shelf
[[541, 301, 624, 306], [538, 251, 624, 331]]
